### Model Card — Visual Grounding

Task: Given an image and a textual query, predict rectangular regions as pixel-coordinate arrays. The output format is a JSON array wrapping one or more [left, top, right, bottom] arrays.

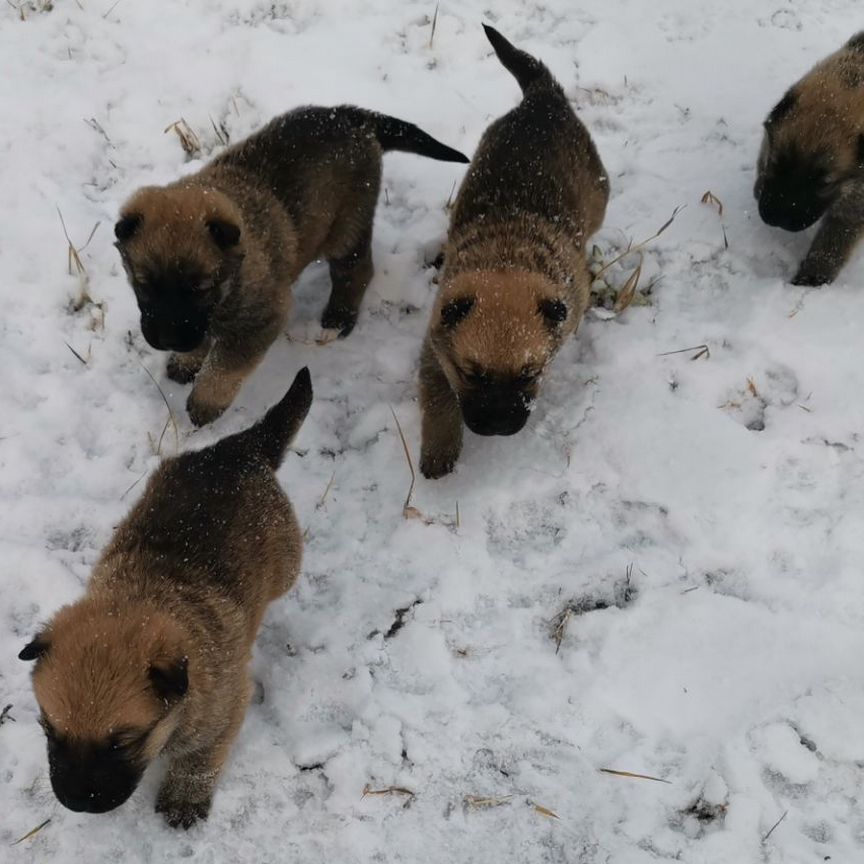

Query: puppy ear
[[766, 89, 797, 129], [441, 296, 475, 329], [207, 219, 241, 250], [149, 657, 188, 703], [538, 298, 568, 325], [19, 635, 49, 662], [114, 214, 142, 243]]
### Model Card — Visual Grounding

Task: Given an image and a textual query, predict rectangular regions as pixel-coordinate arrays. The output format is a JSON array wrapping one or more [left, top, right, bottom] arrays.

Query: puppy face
[[430, 270, 570, 437], [20, 602, 188, 814], [755, 65, 864, 232], [115, 186, 244, 352]]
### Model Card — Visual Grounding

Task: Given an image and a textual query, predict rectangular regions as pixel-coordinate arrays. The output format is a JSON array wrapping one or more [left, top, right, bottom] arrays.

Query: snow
[[2, 0, 864, 861]]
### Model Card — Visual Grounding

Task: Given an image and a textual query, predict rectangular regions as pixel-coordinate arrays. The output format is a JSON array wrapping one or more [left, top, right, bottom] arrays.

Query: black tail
[[371, 114, 469, 163], [483, 24, 554, 94], [233, 367, 313, 469]]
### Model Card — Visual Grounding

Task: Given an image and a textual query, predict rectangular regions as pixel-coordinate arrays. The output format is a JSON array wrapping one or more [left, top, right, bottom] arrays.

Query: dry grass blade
[[552, 606, 573, 655], [700, 190, 724, 217], [137, 358, 178, 455], [64, 341, 89, 366], [102, 0, 124, 18], [657, 343, 710, 361], [209, 114, 229, 146], [389, 406, 417, 517], [762, 809, 788, 842], [164, 118, 201, 157], [362, 784, 416, 800], [594, 205, 685, 281], [444, 179, 457, 211], [12, 818, 51, 846], [532, 803, 560, 819], [613, 260, 642, 314], [464, 795, 512, 809], [316, 470, 336, 509], [428, 2, 439, 48], [599, 768, 671, 784], [746, 377, 759, 398]]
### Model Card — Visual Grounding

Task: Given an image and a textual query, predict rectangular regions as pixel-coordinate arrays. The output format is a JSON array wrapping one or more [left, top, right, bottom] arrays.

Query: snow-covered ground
[[3, 1, 864, 861]]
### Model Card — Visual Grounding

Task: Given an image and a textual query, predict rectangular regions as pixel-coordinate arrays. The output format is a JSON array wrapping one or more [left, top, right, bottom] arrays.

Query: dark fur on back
[[755, 33, 864, 284], [116, 106, 467, 426], [418, 26, 608, 478]]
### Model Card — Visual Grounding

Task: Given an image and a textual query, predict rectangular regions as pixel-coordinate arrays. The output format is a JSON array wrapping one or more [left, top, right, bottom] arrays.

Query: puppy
[[755, 32, 864, 285], [419, 26, 608, 478], [18, 368, 312, 828], [116, 107, 468, 426]]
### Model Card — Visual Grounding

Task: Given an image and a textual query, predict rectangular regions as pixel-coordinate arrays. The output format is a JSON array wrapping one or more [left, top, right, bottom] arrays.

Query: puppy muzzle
[[462, 387, 531, 437]]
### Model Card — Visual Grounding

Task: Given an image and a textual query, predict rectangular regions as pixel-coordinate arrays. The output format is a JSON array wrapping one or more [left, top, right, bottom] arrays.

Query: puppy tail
[[238, 367, 313, 470], [483, 24, 553, 94], [371, 114, 470, 163]]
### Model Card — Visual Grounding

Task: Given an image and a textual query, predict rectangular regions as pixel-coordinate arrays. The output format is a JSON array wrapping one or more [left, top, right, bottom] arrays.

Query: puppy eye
[[466, 369, 490, 386]]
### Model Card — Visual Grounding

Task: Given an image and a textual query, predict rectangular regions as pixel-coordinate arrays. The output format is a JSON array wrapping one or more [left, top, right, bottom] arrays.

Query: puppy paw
[[320, 304, 358, 338], [791, 262, 832, 287], [166, 354, 200, 384], [420, 451, 457, 480], [186, 392, 226, 427], [156, 792, 211, 830]]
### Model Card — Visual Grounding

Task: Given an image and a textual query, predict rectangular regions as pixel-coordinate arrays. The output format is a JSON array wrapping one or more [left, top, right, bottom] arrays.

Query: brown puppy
[[419, 26, 608, 478], [755, 32, 864, 285], [115, 107, 468, 426], [18, 368, 312, 828]]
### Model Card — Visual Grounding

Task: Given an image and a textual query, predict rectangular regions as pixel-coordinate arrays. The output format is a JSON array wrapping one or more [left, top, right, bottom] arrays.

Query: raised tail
[[483, 24, 554, 94], [371, 114, 469, 163], [231, 367, 313, 470]]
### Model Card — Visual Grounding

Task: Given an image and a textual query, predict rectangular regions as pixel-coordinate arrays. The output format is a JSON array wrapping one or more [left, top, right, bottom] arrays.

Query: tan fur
[[755, 33, 864, 284], [23, 372, 311, 827], [419, 29, 608, 478]]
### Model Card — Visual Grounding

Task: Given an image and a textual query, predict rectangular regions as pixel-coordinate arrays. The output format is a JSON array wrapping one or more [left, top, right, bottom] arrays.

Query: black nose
[[140, 312, 206, 353], [54, 783, 130, 814], [462, 389, 531, 437]]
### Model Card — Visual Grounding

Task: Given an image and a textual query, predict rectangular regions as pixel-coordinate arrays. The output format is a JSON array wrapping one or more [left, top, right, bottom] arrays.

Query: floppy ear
[[207, 219, 241, 250], [440, 296, 475, 329], [114, 214, 142, 243], [19, 635, 49, 662], [149, 657, 189, 703], [538, 298, 568, 325]]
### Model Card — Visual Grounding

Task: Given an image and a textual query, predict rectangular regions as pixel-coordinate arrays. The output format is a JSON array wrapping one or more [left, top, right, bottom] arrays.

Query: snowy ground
[[2, 0, 864, 861]]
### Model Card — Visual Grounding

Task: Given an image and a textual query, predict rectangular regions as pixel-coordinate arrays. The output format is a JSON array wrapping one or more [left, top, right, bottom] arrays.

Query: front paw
[[156, 791, 211, 830], [166, 353, 200, 384], [186, 391, 227, 427], [320, 304, 358, 338], [791, 260, 833, 287], [420, 448, 459, 479]]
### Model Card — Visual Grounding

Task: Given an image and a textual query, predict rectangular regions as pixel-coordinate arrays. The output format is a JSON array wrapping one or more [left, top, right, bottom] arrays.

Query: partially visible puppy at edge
[[755, 32, 864, 285], [18, 368, 312, 829], [419, 25, 609, 479], [116, 107, 468, 426]]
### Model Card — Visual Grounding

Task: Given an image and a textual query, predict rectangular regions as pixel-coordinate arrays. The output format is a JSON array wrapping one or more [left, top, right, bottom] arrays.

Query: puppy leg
[[794, 186, 864, 285], [186, 319, 282, 426], [322, 228, 374, 338], [419, 343, 463, 479], [156, 683, 251, 829], [166, 339, 211, 385]]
